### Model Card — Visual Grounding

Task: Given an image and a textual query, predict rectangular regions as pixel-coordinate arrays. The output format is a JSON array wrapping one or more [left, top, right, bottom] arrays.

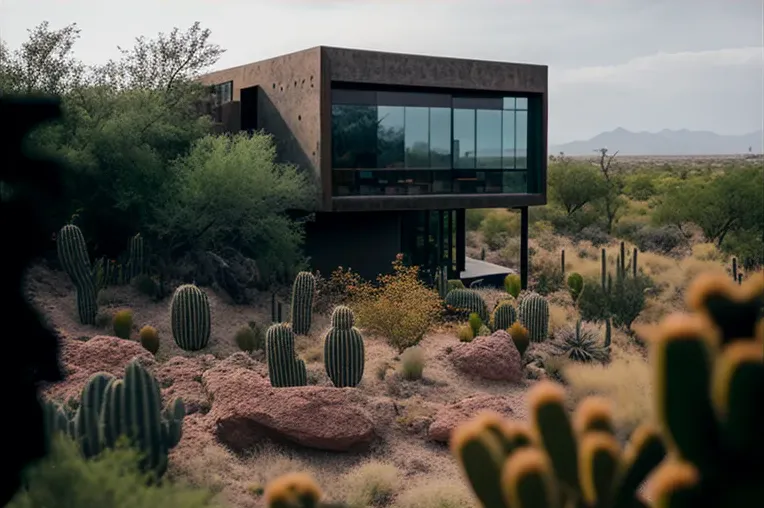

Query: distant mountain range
[[550, 128, 764, 156]]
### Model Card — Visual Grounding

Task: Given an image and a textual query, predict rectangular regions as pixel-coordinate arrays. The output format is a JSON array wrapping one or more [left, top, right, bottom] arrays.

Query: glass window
[[502, 97, 515, 110], [405, 107, 430, 168], [503, 171, 528, 193], [377, 106, 405, 168], [476, 109, 502, 168], [502, 110, 516, 169], [331, 104, 378, 169], [429, 107, 452, 168], [516, 110, 528, 169], [453, 109, 475, 169], [516, 97, 528, 110]]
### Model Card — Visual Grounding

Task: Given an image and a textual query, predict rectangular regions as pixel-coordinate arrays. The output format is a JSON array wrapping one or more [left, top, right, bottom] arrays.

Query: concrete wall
[[199, 48, 322, 184], [304, 211, 401, 280]]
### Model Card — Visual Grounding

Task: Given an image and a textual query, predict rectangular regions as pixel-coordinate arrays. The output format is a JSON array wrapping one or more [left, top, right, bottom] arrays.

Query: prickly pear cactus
[[290, 271, 315, 335], [170, 284, 211, 351], [266, 323, 307, 387], [492, 300, 517, 332], [324, 306, 365, 388], [74, 372, 115, 458], [100, 360, 184, 477], [445, 289, 488, 322], [518, 292, 549, 342], [56, 224, 97, 325]]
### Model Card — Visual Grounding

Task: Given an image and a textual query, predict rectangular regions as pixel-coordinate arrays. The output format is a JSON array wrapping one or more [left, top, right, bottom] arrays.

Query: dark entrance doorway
[[400, 209, 465, 281], [240, 86, 258, 134]]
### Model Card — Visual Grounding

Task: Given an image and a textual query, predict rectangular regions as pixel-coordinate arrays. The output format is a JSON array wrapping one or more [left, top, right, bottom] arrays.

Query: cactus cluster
[[324, 306, 365, 388], [57, 224, 98, 325], [266, 323, 307, 387], [492, 300, 518, 332], [518, 292, 549, 342], [41, 360, 184, 478], [171, 284, 211, 351], [291, 271, 316, 335], [445, 289, 489, 322]]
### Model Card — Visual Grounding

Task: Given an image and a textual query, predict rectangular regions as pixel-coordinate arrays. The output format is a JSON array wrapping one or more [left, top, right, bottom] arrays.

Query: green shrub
[[457, 325, 474, 343], [399, 346, 425, 381], [447, 279, 465, 293], [112, 310, 133, 340], [504, 273, 521, 298], [7, 436, 219, 508], [479, 209, 519, 250], [566, 272, 584, 302], [132, 274, 158, 299], [234, 325, 261, 353]]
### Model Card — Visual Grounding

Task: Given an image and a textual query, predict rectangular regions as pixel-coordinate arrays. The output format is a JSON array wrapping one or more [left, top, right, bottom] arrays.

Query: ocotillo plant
[[128, 233, 145, 279], [290, 271, 316, 335], [266, 323, 307, 387], [170, 284, 211, 351], [57, 224, 98, 325], [324, 306, 365, 388]]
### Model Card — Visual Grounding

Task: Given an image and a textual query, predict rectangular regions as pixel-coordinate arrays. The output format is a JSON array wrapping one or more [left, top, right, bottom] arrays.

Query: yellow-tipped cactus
[[451, 383, 666, 508], [264, 473, 332, 508], [139, 325, 159, 355]]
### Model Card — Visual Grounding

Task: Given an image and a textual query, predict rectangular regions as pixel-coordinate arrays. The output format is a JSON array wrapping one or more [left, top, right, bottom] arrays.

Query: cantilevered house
[[199, 46, 548, 287]]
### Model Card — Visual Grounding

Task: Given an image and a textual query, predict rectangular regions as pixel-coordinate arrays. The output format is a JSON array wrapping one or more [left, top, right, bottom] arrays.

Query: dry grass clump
[[562, 348, 653, 433], [399, 346, 425, 381], [341, 460, 400, 507], [394, 480, 477, 508], [548, 302, 577, 336]]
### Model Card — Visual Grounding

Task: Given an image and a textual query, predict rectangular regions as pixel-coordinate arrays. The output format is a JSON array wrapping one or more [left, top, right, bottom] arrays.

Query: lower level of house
[[303, 208, 529, 288]]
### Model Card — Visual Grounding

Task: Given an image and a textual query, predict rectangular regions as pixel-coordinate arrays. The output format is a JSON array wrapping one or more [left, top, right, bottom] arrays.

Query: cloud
[[555, 47, 763, 87]]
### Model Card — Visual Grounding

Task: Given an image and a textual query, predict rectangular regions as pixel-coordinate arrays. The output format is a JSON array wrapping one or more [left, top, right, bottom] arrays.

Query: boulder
[[44, 335, 155, 402], [155, 355, 217, 415], [428, 393, 524, 443], [449, 330, 523, 382], [203, 362, 375, 452]]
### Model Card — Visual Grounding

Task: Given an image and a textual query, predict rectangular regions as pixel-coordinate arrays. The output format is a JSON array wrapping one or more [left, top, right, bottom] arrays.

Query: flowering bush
[[350, 255, 442, 352], [314, 266, 362, 313]]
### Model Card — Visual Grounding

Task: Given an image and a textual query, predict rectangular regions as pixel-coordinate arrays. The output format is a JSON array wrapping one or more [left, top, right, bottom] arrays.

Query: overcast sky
[[1, 0, 762, 144]]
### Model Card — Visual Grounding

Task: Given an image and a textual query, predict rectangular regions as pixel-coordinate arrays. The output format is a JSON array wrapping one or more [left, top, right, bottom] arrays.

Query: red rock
[[43, 335, 155, 402], [428, 393, 524, 443], [449, 330, 524, 382], [155, 355, 216, 415], [203, 363, 375, 452]]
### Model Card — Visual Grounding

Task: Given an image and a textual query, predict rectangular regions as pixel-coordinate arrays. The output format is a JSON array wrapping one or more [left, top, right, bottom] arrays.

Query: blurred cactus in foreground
[[261, 269, 764, 507]]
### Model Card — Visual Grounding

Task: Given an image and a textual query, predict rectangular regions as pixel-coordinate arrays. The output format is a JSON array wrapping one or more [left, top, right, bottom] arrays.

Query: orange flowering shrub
[[350, 255, 442, 352], [314, 266, 363, 313]]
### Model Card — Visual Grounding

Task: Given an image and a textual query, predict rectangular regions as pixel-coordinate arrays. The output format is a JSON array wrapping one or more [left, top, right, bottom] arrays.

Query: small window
[[213, 81, 233, 106]]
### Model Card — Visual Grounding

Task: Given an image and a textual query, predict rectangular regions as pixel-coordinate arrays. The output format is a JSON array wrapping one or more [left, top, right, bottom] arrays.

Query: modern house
[[198, 46, 548, 288]]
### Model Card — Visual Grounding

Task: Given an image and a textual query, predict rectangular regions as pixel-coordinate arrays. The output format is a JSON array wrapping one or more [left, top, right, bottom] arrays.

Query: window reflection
[[516, 110, 528, 169], [429, 108, 451, 168], [453, 109, 475, 169], [405, 107, 430, 168], [377, 106, 405, 168], [332, 104, 377, 169], [330, 91, 536, 195], [476, 109, 502, 169]]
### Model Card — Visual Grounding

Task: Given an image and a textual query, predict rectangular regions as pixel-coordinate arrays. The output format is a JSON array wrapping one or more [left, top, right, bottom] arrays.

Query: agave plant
[[551, 319, 609, 363]]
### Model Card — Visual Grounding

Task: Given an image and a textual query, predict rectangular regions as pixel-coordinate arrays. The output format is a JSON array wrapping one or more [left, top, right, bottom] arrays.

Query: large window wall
[[331, 89, 540, 196]]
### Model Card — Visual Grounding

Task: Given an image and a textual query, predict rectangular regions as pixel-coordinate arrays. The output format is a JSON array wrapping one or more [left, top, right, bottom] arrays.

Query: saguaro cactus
[[57, 224, 97, 325], [518, 292, 550, 342], [266, 323, 307, 387], [100, 360, 184, 477], [290, 271, 315, 335], [73, 372, 115, 458], [42, 398, 72, 442], [170, 284, 211, 351], [445, 289, 489, 322], [491, 300, 517, 332], [324, 306, 365, 388], [128, 233, 145, 279]]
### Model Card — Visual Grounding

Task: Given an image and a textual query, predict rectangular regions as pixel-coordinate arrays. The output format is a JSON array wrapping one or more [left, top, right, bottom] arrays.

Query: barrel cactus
[[266, 323, 307, 387], [73, 372, 115, 458], [100, 360, 184, 477], [128, 233, 145, 279], [491, 300, 517, 331], [56, 224, 97, 325], [518, 292, 550, 342], [170, 284, 211, 351], [324, 306, 365, 388], [444, 289, 488, 322], [290, 271, 315, 335]]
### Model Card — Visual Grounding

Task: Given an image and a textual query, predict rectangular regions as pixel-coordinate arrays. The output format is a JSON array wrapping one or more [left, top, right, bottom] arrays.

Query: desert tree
[[548, 153, 608, 216], [593, 147, 627, 234]]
